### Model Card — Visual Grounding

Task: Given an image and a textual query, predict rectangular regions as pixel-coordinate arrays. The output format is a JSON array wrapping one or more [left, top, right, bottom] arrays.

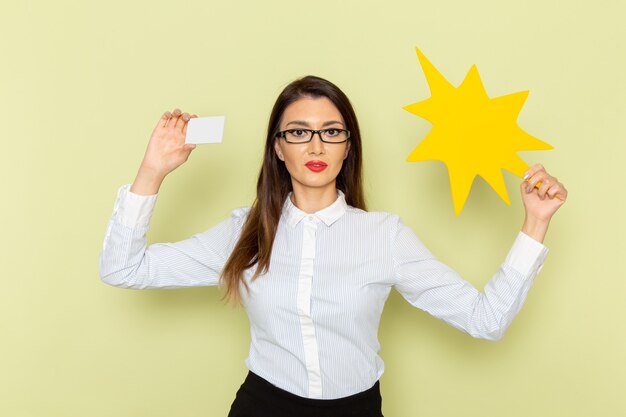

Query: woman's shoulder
[[231, 206, 252, 218], [228, 207, 252, 225]]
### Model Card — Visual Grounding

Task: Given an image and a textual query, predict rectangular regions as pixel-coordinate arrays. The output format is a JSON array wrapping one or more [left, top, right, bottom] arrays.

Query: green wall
[[2, 0, 624, 416]]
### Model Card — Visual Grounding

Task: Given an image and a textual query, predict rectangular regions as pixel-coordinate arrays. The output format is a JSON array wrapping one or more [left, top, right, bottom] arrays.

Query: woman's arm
[[98, 109, 245, 289], [393, 223, 547, 341], [99, 190, 247, 289], [393, 165, 567, 340]]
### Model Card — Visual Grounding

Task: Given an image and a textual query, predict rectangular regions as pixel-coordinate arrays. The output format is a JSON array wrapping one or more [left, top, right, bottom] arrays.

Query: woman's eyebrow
[[285, 120, 311, 127], [322, 120, 345, 127], [285, 120, 345, 128]]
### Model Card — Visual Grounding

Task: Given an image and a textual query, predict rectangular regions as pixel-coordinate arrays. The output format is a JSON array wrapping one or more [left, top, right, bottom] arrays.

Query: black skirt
[[228, 371, 384, 417]]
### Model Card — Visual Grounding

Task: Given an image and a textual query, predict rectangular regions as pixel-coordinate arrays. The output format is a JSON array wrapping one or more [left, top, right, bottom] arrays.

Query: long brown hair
[[221, 75, 366, 303]]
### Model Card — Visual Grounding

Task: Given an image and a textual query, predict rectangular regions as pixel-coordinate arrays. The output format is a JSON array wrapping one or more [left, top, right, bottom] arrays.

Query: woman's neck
[[290, 184, 338, 214]]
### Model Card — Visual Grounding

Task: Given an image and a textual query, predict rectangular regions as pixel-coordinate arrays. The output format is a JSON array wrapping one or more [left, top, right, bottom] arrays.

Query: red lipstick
[[305, 160, 328, 172]]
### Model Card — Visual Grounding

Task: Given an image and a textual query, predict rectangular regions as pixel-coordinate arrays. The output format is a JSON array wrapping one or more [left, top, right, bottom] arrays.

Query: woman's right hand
[[131, 109, 197, 195]]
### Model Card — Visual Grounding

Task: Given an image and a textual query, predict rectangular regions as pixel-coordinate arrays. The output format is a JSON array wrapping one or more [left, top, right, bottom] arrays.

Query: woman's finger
[[525, 170, 548, 193], [553, 183, 568, 201], [169, 108, 183, 129], [523, 163, 545, 181], [158, 111, 172, 128], [175, 110, 191, 130], [523, 163, 547, 192], [181, 113, 195, 135], [546, 184, 560, 200], [537, 176, 556, 199]]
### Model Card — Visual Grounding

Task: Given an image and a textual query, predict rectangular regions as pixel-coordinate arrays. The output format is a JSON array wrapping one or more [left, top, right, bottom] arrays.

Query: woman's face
[[274, 96, 350, 196]]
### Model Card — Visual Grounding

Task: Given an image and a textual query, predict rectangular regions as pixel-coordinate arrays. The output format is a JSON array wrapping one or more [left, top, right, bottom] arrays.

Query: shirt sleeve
[[392, 217, 549, 341], [99, 184, 249, 289]]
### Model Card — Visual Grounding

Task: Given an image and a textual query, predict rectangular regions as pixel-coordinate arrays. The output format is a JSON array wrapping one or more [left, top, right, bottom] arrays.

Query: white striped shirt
[[99, 185, 548, 399]]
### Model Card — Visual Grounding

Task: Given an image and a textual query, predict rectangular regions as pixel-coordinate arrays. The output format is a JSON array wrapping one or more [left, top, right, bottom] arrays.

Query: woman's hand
[[131, 109, 198, 195], [520, 163, 568, 243]]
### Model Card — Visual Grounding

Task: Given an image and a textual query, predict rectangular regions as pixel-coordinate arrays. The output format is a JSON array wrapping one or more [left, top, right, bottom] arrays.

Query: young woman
[[99, 76, 567, 416]]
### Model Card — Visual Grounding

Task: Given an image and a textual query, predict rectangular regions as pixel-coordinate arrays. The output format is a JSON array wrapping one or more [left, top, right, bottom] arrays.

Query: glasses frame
[[276, 128, 351, 144]]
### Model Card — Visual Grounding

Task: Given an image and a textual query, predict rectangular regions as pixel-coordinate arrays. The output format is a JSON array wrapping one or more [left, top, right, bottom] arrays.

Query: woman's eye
[[324, 129, 339, 137], [291, 129, 307, 137]]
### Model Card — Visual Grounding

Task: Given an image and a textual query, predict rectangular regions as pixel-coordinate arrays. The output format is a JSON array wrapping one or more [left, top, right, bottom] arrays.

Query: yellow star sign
[[404, 48, 553, 216]]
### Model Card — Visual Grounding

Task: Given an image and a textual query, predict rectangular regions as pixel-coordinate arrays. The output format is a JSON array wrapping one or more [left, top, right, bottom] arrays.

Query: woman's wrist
[[130, 166, 166, 196], [521, 215, 550, 244]]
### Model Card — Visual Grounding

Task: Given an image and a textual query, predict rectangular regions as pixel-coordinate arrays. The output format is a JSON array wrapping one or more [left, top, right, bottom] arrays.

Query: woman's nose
[[307, 132, 325, 154]]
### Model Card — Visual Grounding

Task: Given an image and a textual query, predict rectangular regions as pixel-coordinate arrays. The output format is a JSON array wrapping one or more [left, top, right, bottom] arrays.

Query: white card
[[185, 116, 225, 144]]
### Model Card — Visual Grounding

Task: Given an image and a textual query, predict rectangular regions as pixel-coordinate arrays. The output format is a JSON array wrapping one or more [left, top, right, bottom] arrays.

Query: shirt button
[[308, 216, 314, 222]]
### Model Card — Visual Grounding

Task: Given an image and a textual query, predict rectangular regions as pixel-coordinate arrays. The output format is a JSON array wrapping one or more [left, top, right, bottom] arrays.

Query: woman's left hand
[[520, 164, 568, 242]]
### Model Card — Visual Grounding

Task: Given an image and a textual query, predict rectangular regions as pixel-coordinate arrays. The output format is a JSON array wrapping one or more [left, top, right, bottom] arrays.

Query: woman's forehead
[[281, 97, 344, 126]]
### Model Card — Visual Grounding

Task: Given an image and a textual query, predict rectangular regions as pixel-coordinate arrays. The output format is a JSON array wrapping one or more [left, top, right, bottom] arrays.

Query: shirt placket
[[296, 216, 322, 398]]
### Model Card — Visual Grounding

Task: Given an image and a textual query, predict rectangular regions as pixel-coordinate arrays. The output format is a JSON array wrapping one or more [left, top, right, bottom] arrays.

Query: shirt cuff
[[504, 232, 549, 277], [111, 184, 158, 228]]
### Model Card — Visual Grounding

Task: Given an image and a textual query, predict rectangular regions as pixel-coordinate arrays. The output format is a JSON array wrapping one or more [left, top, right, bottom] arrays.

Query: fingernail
[[523, 173, 529, 180], [525, 185, 531, 193], [183, 115, 189, 121]]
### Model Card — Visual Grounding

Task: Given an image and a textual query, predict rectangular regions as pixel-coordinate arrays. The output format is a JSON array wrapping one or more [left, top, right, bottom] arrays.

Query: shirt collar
[[284, 190, 348, 228]]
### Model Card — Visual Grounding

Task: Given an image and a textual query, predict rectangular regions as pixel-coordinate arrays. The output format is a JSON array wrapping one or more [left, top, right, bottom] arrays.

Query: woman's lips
[[305, 160, 328, 172]]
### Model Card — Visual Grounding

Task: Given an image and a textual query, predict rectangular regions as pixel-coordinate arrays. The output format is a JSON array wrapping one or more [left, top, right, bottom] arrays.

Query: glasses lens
[[322, 129, 349, 143], [285, 129, 311, 143]]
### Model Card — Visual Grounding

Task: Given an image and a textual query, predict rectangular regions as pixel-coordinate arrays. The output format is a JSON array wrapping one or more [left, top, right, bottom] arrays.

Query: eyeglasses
[[276, 128, 351, 144]]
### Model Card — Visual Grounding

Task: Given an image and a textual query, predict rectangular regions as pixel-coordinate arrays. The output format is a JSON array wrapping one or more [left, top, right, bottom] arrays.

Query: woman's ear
[[343, 140, 351, 160], [274, 139, 285, 161]]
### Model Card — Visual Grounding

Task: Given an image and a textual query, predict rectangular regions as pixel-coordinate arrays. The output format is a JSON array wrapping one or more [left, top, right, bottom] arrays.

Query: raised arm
[[98, 109, 246, 289], [394, 165, 567, 341]]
